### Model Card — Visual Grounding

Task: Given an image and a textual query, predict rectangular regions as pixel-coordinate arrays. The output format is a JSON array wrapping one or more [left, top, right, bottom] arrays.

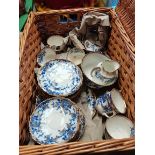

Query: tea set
[[29, 12, 134, 145]]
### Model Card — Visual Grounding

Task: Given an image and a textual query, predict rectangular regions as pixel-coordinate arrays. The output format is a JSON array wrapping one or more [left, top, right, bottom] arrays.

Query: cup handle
[[90, 62, 104, 78], [103, 110, 116, 118]]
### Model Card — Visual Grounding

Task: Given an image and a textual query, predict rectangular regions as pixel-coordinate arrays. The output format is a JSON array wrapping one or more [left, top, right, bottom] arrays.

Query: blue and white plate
[[37, 59, 83, 97], [29, 98, 79, 144], [73, 105, 86, 140], [37, 47, 56, 66]]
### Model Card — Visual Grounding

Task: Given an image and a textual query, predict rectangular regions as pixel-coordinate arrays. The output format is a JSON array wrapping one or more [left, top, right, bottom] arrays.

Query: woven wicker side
[[19, 138, 134, 155], [107, 10, 135, 121], [19, 12, 41, 144], [116, 0, 135, 45], [19, 7, 135, 154]]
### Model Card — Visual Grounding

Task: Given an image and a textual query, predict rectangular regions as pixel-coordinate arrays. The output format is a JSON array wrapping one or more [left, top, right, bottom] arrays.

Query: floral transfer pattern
[[37, 59, 83, 96], [96, 92, 113, 114], [29, 98, 79, 144]]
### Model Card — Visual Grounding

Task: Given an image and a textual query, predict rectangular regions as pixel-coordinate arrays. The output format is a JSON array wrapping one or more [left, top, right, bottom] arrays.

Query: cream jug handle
[[90, 62, 105, 78]]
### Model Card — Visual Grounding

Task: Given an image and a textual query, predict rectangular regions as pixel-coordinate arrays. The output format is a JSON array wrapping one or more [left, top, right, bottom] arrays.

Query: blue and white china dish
[[29, 98, 80, 144], [130, 127, 135, 137], [78, 113, 85, 140], [47, 35, 66, 52], [96, 89, 126, 118], [37, 47, 56, 66], [84, 40, 101, 52], [81, 53, 119, 89], [74, 106, 86, 140], [96, 91, 116, 118], [105, 115, 134, 139], [37, 59, 83, 97], [84, 77, 103, 89], [86, 88, 97, 118]]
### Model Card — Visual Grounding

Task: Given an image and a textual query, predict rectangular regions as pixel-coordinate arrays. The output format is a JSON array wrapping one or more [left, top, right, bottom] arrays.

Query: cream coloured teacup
[[47, 35, 67, 52]]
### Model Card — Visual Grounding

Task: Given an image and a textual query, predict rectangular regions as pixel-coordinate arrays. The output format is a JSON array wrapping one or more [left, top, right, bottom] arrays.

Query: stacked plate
[[29, 97, 85, 144], [36, 59, 83, 97]]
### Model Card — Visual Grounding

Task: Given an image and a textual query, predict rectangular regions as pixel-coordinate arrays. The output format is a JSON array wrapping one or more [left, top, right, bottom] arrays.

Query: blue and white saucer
[[37, 47, 56, 66], [29, 98, 79, 144], [73, 105, 86, 140], [37, 59, 83, 97]]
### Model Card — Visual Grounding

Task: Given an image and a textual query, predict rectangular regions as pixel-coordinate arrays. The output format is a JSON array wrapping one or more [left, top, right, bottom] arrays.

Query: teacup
[[105, 115, 135, 139], [81, 53, 119, 89], [95, 89, 126, 118], [47, 35, 67, 52]]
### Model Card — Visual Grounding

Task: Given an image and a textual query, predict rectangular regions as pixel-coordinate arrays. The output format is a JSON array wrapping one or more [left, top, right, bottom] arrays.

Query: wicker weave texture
[[116, 0, 135, 46], [19, 8, 135, 154], [20, 138, 134, 155]]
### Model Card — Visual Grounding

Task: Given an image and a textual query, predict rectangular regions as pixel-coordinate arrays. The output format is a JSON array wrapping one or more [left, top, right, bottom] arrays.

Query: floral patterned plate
[[29, 98, 80, 144], [37, 59, 83, 97]]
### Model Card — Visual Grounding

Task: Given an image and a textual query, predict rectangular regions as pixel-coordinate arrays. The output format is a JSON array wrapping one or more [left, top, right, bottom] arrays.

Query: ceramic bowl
[[96, 89, 126, 118], [81, 53, 119, 89], [47, 35, 66, 52], [29, 97, 80, 144], [37, 47, 56, 66], [67, 47, 85, 66], [36, 59, 83, 97], [105, 115, 135, 139]]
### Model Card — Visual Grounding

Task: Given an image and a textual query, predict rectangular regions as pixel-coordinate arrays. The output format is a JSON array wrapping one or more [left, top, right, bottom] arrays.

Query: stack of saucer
[[29, 97, 85, 144]]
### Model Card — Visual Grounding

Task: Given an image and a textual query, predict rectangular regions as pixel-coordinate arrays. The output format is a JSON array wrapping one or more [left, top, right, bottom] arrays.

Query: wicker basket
[[19, 7, 135, 154], [116, 0, 135, 46]]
